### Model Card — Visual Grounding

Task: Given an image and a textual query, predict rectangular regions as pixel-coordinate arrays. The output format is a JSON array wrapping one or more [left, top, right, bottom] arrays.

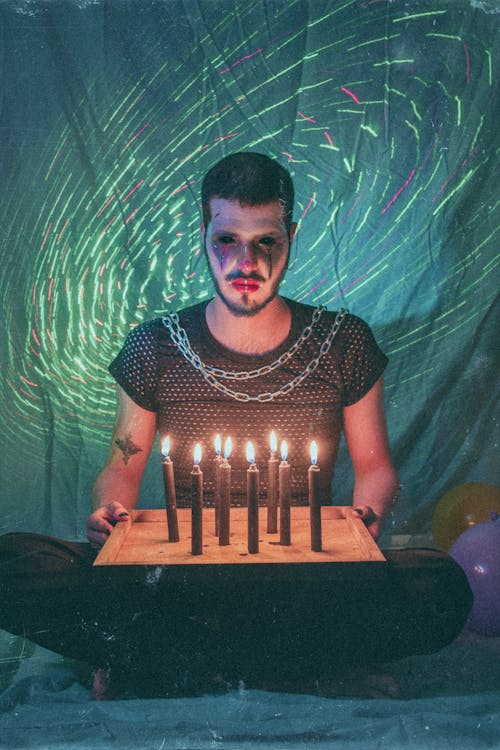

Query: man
[[0, 153, 471, 699], [88, 151, 397, 542]]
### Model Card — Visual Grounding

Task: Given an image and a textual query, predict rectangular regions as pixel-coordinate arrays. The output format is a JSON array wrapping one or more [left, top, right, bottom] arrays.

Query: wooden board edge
[[345, 509, 386, 562], [93, 516, 134, 565]]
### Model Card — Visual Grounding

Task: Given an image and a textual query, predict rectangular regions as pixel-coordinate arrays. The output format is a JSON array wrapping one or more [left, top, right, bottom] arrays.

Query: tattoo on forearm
[[115, 433, 143, 465]]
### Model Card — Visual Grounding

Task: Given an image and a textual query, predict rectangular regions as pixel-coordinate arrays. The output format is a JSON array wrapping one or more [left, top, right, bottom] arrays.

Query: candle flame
[[310, 440, 318, 466], [224, 436, 232, 460], [214, 433, 222, 455], [161, 436, 170, 458], [194, 443, 202, 465], [280, 440, 288, 462], [246, 441, 255, 464], [270, 430, 277, 454]]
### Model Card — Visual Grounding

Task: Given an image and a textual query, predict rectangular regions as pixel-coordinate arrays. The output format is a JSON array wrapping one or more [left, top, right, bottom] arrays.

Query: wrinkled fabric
[[0, 0, 498, 540]]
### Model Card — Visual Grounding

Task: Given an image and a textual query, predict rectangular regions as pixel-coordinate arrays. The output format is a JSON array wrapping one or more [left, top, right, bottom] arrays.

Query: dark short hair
[[201, 152, 294, 231]]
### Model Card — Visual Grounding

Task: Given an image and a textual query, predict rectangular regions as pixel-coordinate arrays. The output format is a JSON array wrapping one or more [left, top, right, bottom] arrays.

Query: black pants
[[0, 532, 472, 689]]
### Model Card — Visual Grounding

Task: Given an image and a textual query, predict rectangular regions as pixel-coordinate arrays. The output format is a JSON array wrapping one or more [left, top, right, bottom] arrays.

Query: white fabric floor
[[1, 628, 499, 750]]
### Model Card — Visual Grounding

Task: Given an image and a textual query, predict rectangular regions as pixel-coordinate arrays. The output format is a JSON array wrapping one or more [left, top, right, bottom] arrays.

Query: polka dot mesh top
[[109, 298, 388, 507]]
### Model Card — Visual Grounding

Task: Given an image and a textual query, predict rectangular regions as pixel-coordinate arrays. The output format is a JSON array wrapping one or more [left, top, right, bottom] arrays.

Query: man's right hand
[[86, 502, 130, 548]]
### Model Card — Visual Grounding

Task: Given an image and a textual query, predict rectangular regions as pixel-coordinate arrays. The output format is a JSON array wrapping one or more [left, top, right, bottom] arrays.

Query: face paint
[[203, 199, 293, 317], [211, 234, 287, 275]]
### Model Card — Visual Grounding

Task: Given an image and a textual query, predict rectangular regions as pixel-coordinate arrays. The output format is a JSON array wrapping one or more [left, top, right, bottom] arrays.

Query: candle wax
[[308, 463, 322, 551], [219, 459, 231, 546], [279, 460, 291, 546], [213, 454, 222, 536], [267, 455, 279, 533], [247, 464, 259, 554], [191, 464, 203, 555], [162, 457, 179, 542]]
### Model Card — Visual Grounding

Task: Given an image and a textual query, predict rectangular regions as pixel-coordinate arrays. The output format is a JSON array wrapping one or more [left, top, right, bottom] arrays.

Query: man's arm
[[343, 376, 399, 539], [87, 386, 157, 547]]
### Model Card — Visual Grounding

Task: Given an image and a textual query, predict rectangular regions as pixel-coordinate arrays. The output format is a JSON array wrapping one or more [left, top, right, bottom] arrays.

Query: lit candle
[[267, 431, 279, 534], [191, 443, 203, 556], [219, 436, 232, 546], [161, 436, 179, 542], [214, 434, 223, 535], [246, 441, 259, 554], [279, 440, 291, 546], [308, 440, 322, 552]]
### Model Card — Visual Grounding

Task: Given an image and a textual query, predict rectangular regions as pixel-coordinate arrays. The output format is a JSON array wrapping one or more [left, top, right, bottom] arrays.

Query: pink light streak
[[173, 180, 195, 196], [98, 216, 117, 238], [297, 111, 317, 123], [323, 131, 334, 147], [20, 375, 38, 388], [219, 47, 263, 74], [19, 388, 36, 401], [125, 209, 139, 225], [45, 139, 68, 179], [332, 272, 368, 298], [304, 278, 327, 298], [301, 193, 317, 220], [123, 180, 144, 202], [97, 193, 118, 218], [341, 87, 361, 105], [40, 223, 52, 252], [464, 44, 471, 85], [33, 283, 40, 331], [123, 90, 149, 117], [381, 169, 416, 214], [56, 219, 69, 245], [121, 123, 150, 153], [431, 148, 477, 202], [341, 188, 365, 223]]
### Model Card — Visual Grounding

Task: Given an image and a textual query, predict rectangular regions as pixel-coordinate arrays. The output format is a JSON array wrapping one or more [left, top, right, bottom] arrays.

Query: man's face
[[202, 198, 295, 317]]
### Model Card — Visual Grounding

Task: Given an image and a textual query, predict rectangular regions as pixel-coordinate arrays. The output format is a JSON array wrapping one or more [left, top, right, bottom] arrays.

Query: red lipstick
[[230, 277, 261, 292]]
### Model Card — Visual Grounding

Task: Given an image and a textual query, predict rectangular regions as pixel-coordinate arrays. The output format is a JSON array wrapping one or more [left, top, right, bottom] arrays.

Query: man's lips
[[230, 277, 261, 292]]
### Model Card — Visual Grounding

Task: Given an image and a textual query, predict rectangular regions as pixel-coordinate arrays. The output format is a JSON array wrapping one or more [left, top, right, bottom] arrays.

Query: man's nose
[[235, 241, 258, 269]]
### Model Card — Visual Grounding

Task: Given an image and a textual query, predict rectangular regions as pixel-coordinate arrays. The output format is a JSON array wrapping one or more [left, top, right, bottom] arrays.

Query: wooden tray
[[94, 506, 385, 567]]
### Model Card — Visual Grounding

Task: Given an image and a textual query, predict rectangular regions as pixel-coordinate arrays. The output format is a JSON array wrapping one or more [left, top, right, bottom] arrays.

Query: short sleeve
[[340, 315, 388, 406], [108, 321, 160, 411]]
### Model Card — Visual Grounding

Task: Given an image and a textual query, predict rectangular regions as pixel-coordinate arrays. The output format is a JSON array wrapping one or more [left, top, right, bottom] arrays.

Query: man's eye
[[217, 236, 235, 245], [259, 237, 276, 247]]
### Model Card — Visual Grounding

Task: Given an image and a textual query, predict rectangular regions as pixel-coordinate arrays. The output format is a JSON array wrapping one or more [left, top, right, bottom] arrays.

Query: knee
[[385, 547, 473, 618]]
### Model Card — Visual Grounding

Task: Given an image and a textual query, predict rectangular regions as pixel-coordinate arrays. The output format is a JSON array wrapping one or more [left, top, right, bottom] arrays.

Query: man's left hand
[[352, 505, 381, 539]]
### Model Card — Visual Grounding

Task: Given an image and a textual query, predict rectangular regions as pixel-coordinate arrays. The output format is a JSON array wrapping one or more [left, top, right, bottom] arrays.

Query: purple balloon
[[450, 516, 500, 636]]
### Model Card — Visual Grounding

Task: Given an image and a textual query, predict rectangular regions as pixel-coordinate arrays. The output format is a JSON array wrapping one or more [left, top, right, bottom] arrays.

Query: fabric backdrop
[[0, 0, 498, 540]]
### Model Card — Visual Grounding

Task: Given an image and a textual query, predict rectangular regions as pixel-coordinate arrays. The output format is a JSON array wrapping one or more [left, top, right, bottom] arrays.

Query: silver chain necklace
[[162, 305, 348, 402]]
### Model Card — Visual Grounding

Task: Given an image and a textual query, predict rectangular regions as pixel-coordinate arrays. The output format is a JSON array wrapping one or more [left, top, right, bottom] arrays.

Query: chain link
[[162, 306, 347, 402]]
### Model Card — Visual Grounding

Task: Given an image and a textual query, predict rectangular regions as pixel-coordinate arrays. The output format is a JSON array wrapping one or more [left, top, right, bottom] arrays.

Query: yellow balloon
[[432, 482, 500, 552]]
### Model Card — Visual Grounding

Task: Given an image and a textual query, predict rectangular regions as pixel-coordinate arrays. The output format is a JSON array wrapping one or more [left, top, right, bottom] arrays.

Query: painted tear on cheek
[[218, 249, 230, 270]]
